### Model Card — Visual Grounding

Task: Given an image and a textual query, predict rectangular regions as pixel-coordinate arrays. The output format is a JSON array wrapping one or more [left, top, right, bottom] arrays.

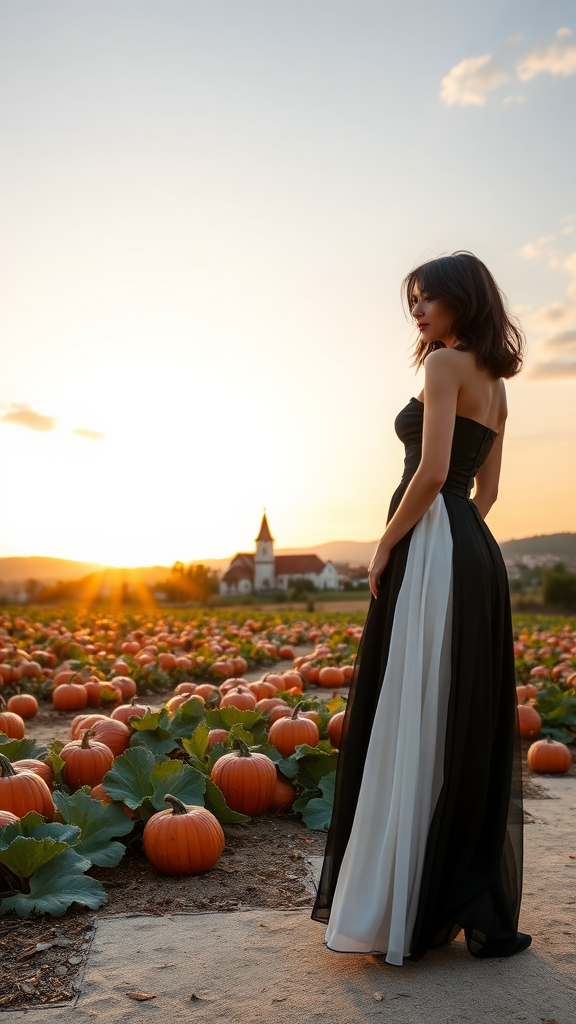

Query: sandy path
[[2, 774, 574, 1024]]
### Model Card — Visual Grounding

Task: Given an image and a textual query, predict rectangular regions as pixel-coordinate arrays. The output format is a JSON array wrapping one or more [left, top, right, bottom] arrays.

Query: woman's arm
[[471, 422, 505, 519], [368, 350, 459, 598]]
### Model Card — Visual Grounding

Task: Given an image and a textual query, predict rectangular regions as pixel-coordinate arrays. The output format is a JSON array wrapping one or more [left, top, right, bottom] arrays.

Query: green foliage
[[542, 564, 576, 610], [0, 736, 48, 761], [0, 812, 107, 919], [534, 684, 576, 743], [52, 789, 133, 866], [293, 772, 336, 830]]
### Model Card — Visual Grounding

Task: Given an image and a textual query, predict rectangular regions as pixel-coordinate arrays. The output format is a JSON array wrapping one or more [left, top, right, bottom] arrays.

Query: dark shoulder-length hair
[[402, 251, 525, 378]]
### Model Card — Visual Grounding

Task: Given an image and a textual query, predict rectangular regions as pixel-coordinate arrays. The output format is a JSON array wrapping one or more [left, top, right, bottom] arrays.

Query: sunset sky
[[1, 0, 575, 567]]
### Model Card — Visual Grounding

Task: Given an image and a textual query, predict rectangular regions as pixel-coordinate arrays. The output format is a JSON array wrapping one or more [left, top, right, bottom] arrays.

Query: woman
[[311, 251, 529, 965]]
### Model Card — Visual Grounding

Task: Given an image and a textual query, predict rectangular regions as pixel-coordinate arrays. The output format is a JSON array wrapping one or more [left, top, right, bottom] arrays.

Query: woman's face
[[410, 280, 457, 345]]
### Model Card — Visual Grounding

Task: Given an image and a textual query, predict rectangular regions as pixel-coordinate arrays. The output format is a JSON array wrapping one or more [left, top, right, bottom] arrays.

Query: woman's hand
[[368, 545, 391, 599]]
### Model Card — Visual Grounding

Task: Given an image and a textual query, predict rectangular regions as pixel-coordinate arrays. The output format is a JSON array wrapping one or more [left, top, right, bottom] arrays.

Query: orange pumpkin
[[247, 680, 279, 701], [527, 736, 572, 774], [300, 664, 320, 685], [110, 675, 137, 701], [193, 683, 220, 702], [60, 729, 115, 790], [0, 701, 25, 739], [0, 753, 53, 818], [143, 794, 225, 875], [0, 808, 19, 826], [7, 693, 38, 719], [327, 711, 345, 749], [279, 671, 304, 693], [268, 702, 320, 755], [255, 697, 289, 716], [207, 728, 229, 750], [210, 738, 276, 815], [71, 713, 109, 740], [87, 718, 131, 757], [110, 700, 148, 726], [165, 693, 205, 716], [220, 690, 256, 711], [278, 645, 294, 660], [318, 666, 346, 688], [52, 682, 88, 711], [269, 774, 296, 812], [13, 758, 54, 789], [517, 704, 542, 739], [173, 681, 197, 696]]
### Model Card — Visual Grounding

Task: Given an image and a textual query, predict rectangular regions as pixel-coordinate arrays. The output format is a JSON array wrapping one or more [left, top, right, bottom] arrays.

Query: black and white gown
[[311, 397, 523, 965]]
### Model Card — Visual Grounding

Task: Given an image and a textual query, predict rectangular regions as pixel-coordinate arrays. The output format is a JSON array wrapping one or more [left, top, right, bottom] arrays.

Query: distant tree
[[542, 563, 576, 609], [157, 562, 219, 603]]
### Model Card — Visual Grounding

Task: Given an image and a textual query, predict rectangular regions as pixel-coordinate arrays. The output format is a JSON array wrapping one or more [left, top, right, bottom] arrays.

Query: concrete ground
[[3, 776, 575, 1024]]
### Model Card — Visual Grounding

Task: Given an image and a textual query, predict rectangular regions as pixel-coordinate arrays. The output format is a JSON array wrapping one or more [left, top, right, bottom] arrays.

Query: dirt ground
[[2, 660, 575, 1011]]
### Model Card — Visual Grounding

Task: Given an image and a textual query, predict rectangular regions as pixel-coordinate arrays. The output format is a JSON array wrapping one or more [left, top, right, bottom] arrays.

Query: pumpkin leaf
[[149, 760, 206, 811], [181, 722, 210, 760], [0, 812, 80, 849], [0, 736, 49, 761], [129, 709, 179, 754], [165, 699, 206, 739], [46, 750, 67, 789], [205, 742, 228, 768], [52, 790, 133, 867], [540, 725, 574, 743], [252, 742, 284, 765], [226, 723, 259, 746], [203, 776, 250, 824], [291, 745, 339, 791], [293, 771, 335, 830], [205, 707, 264, 731], [0, 836, 71, 880], [102, 747, 167, 809], [0, 848, 107, 918]]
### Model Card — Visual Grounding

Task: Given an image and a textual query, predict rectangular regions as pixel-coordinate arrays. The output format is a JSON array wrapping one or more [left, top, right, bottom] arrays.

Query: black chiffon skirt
[[310, 485, 523, 962]]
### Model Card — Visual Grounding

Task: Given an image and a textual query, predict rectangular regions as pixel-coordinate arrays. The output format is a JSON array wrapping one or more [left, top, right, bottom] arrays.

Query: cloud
[[440, 54, 508, 107], [72, 428, 104, 441], [556, 27, 573, 39], [1, 405, 56, 432], [519, 235, 554, 259], [530, 330, 576, 379], [501, 94, 525, 105], [517, 39, 576, 81]]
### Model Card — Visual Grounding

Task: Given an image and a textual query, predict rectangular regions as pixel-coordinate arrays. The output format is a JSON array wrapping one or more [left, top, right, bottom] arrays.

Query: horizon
[[1, 1, 575, 565]]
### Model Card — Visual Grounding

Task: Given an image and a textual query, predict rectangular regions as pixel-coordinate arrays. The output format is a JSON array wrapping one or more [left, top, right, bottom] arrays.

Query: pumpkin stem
[[163, 793, 188, 815], [232, 737, 252, 757], [291, 701, 304, 720], [80, 727, 96, 749], [0, 753, 17, 777]]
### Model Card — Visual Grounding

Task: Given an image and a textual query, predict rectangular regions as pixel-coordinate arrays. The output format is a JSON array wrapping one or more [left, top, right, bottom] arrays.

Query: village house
[[219, 513, 339, 597]]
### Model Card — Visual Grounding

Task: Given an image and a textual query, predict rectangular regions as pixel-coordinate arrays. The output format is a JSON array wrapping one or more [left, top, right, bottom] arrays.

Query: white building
[[219, 513, 339, 597]]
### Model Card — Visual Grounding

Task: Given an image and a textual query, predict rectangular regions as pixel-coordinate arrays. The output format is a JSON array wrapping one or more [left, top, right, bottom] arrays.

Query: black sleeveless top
[[394, 397, 498, 500]]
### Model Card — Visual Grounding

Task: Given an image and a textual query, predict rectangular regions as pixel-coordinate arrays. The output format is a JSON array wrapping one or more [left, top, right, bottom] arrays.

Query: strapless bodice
[[394, 398, 498, 499]]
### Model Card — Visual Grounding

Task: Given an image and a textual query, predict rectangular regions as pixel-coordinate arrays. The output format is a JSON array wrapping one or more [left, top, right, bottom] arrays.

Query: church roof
[[255, 513, 274, 543], [275, 554, 326, 575], [221, 565, 254, 583]]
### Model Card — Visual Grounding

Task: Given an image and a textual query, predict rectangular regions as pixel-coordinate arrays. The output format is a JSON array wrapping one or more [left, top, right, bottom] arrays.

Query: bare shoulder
[[424, 347, 463, 374]]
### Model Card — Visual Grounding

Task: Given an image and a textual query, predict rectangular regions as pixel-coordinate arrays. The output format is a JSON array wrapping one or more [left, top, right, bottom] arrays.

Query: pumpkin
[[517, 704, 542, 739], [255, 697, 289, 716], [87, 718, 131, 757], [109, 675, 137, 701], [300, 664, 320, 685], [7, 693, 38, 719], [0, 808, 19, 826], [318, 666, 346, 688], [165, 693, 205, 716], [341, 665, 354, 683], [158, 652, 177, 671], [71, 713, 109, 740], [13, 759, 54, 789], [0, 699, 25, 739], [84, 680, 122, 708], [247, 680, 278, 701], [327, 711, 345, 749], [210, 738, 276, 815], [268, 702, 319, 755], [279, 671, 304, 693], [527, 736, 572, 774], [90, 783, 110, 802], [0, 754, 53, 818], [111, 700, 148, 725], [52, 682, 88, 711], [278, 645, 294, 660], [143, 794, 225, 875], [220, 690, 256, 711], [49, 669, 84, 691], [269, 774, 296, 812], [173, 681, 197, 696], [219, 677, 249, 695], [267, 704, 293, 724], [193, 683, 220, 702], [207, 728, 229, 750], [60, 729, 115, 790]]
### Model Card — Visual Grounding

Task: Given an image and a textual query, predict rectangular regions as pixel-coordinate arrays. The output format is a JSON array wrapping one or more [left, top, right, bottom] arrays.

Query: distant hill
[[499, 533, 576, 563], [2, 533, 574, 588]]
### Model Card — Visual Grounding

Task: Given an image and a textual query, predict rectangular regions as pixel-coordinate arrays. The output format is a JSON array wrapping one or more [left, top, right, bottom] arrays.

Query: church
[[219, 513, 339, 597]]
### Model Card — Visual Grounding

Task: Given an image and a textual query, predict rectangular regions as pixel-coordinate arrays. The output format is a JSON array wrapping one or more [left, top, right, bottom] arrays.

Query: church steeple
[[253, 508, 275, 593], [255, 510, 274, 544]]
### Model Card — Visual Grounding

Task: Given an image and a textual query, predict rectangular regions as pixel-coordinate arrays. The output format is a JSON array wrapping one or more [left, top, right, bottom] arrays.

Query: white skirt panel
[[324, 493, 454, 965]]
